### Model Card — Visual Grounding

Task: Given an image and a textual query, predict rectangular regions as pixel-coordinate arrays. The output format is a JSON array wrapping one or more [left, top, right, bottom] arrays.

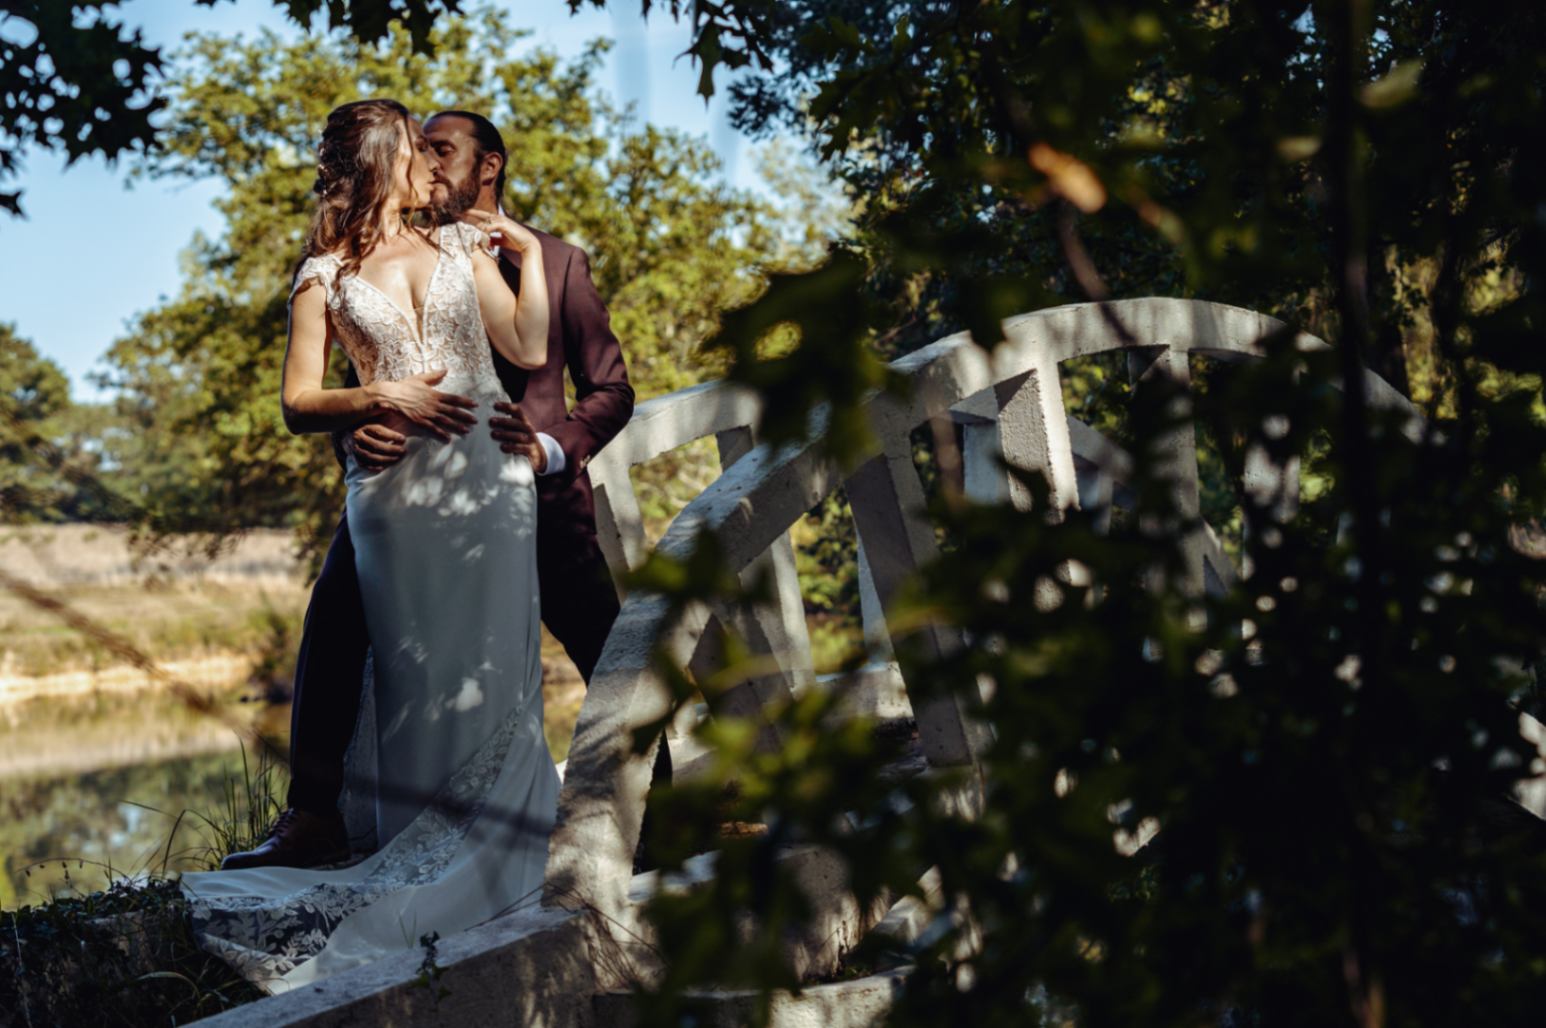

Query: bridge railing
[[545, 296, 1419, 964]]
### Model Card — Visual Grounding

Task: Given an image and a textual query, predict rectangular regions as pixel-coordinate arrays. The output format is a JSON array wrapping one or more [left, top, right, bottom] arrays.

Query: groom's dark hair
[[432, 110, 508, 201]]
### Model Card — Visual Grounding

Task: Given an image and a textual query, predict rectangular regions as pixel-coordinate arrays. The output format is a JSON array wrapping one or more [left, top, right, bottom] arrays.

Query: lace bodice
[[290, 222, 504, 401]]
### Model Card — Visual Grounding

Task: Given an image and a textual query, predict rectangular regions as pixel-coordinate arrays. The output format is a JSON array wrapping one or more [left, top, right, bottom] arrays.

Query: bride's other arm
[[281, 278, 477, 440], [464, 211, 548, 370]]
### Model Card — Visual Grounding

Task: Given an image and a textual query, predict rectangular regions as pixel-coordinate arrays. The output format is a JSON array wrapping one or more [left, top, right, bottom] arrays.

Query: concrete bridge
[[200, 298, 1421, 1026]]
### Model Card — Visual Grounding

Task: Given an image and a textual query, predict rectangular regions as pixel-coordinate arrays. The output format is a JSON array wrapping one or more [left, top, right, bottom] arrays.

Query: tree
[[0, 321, 68, 515], [0, 322, 67, 423], [0, 322, 123, 520]]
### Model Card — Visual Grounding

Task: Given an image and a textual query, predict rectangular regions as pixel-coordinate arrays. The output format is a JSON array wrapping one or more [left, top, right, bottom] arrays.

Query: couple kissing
[[179, 100, 662, 993]]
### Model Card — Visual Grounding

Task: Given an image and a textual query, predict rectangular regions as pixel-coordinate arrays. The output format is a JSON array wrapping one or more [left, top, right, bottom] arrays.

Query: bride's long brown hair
[[301, 98, 429, 278]]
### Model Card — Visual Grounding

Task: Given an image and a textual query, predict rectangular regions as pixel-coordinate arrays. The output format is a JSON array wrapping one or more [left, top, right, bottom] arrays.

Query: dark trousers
[[285, 510, 670, 815]]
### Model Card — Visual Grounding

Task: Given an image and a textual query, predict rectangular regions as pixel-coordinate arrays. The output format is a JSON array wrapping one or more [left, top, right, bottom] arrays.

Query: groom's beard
[[430, 172, 481, 223]]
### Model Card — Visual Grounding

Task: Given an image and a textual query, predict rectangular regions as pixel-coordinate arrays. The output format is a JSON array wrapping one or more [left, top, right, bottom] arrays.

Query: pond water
[[0, 590, 598, 909], [0, 688, 289, 908], [1, 657, 588, 908]]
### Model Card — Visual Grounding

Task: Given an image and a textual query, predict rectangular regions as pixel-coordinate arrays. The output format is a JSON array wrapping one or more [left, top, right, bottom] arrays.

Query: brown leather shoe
[[219, 808, 349, 871]]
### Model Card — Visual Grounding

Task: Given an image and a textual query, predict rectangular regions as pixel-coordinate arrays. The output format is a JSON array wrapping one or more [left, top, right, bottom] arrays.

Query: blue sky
[[0, 0, 762, 401]]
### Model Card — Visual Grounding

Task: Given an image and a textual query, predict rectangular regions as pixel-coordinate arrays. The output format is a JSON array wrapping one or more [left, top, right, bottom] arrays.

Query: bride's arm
[[281, 279, 476, 439], [464, 213, 549, 370]]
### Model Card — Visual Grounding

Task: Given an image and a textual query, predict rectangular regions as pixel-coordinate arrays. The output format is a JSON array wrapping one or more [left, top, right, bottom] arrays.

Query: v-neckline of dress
[[350, 224, 447, 344]]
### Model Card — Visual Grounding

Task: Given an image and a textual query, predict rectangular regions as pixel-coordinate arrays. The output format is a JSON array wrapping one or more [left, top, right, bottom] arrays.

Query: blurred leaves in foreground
[[618, 2, 1546, 1026]]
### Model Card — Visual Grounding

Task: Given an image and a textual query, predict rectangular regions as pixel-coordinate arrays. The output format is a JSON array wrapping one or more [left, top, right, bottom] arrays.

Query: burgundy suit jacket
[[490, 227, 634, 549], [338, 225, 633, 549]]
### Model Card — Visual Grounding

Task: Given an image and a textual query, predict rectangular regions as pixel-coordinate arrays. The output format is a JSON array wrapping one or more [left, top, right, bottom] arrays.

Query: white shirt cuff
[[536, 432, 566, 476]]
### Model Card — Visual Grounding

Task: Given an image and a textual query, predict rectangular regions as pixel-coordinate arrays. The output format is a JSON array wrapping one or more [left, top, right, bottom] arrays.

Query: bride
[[179, 98, 556, 993]]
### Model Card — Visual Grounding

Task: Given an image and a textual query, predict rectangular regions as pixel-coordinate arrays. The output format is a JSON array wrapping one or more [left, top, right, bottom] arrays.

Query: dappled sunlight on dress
[[179, 222, 556, 993]]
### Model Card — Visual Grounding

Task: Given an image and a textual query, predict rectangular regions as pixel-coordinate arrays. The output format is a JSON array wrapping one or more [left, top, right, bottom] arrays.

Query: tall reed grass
[[2, 737, 286, 1025]]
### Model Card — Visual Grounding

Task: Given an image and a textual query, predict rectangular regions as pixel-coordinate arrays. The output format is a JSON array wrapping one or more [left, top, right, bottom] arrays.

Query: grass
[[182, 739, 290, 870], [1, 738, 283, 1026]]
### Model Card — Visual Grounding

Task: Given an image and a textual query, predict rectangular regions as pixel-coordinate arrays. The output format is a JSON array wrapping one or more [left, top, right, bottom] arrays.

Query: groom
[[224, 110, 644, 870]]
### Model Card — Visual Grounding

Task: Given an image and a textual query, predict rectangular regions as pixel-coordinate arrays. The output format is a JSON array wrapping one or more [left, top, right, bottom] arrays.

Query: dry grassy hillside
[[0, 525, 311, 684], [0, 524, 304, 588]]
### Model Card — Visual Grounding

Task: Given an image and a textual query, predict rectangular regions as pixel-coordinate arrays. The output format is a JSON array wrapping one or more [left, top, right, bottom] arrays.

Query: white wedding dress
[[179, 222, 558, 994]]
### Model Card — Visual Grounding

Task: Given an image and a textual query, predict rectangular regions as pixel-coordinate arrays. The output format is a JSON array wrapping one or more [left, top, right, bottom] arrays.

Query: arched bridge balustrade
[[545, 297, 1419, 928]]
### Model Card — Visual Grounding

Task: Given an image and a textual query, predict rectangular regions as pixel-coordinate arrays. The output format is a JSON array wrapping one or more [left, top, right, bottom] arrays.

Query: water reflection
[[1, 633, 588, 908], [1, 690, 290, 908]]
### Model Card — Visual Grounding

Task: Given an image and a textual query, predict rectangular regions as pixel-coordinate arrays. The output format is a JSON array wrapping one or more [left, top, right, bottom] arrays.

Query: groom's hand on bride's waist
[[351, 402, 559, 474], [489, 402, 557, 475], [352, 370, 480, 469], [351, 417, 410, 472]]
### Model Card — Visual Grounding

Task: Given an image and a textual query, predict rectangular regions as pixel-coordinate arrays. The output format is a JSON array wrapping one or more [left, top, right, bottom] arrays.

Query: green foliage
[[570, 0, 780, 101], [0, 323, 67, 423], [636, 689, 915, 1025], [876, 359, 1546, 1025], [614, 0, 1546, 1024], [791, 491, 859, 619], [0, 1, 165, 216], [0, 322, 127, 522], [185, 737, 289, 867], [235, 0, 471, 52], [703, 250, 904, 464]]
